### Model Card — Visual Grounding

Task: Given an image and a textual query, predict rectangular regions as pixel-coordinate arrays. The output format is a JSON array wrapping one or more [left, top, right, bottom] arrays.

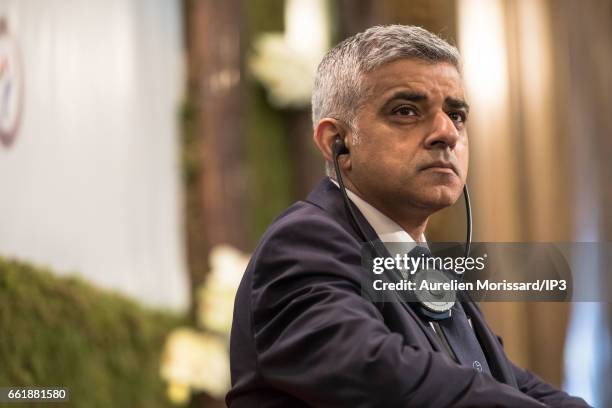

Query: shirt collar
[[329, 177, 426, 244]]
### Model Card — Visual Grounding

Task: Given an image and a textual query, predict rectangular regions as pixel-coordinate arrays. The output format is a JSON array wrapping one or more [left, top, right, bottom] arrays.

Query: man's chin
[[413, 186, 462, 210]]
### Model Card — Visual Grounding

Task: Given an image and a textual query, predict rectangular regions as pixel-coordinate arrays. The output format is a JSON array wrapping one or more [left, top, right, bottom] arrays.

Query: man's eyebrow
[[445, 97, 470, 113], [384, 91, 428, 104]]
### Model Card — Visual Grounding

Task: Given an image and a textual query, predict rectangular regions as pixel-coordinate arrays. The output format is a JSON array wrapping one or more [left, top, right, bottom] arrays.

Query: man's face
[[347, 58, 469, 216]]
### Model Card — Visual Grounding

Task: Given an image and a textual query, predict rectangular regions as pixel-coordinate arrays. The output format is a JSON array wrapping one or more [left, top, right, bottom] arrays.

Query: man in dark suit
[[227, 25, 589, 407]]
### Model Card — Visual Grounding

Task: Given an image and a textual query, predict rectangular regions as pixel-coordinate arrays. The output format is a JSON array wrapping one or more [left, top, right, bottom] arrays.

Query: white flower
[[248, 0, 330, 108], [197, 245, 249, 335], [160, 328, 230, 402]]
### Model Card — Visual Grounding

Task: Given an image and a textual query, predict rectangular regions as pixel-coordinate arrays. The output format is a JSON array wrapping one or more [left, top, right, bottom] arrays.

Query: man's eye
[[392, 106, 418, 116], [448, 111, 467, 124]]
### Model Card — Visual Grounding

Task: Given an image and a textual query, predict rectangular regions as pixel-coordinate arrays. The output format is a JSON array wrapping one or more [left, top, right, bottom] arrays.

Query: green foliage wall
[[245, 0, 293, 247], [0, 258, 182, 408]]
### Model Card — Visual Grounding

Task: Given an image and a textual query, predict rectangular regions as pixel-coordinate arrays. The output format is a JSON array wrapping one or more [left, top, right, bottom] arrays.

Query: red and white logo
[[0, 17, 23, 148]]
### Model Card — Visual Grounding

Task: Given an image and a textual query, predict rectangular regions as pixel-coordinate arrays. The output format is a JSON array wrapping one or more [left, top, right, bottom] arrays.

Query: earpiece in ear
[[332, 138, 349, 157]]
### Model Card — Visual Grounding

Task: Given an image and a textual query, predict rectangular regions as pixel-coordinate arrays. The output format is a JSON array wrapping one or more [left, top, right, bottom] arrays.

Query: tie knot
[[407, 245, 432, 259]]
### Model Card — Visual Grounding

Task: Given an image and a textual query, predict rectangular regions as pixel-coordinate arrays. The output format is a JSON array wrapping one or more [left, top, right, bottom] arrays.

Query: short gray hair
[[312, 24, 461, 130]]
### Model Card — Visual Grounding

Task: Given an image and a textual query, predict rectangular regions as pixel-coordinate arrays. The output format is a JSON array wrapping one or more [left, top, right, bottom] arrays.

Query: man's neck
[[368, 199, 429, 242], [330, 176, 430, 242]]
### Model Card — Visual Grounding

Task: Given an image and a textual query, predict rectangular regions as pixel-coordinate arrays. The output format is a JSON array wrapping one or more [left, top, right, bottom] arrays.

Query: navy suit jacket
[[227, 178, 589, 407]]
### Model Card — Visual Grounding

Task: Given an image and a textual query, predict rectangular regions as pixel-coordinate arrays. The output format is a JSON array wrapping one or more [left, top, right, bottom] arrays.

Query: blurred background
[[0, 0, 610, 407]]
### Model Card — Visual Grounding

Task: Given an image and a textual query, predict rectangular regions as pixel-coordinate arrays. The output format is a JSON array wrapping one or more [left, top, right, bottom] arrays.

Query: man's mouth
[[420, 161, 458, 176]]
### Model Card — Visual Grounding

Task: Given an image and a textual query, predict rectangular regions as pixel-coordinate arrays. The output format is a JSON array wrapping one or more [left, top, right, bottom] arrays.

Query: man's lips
[[419, 161, 459, 175]]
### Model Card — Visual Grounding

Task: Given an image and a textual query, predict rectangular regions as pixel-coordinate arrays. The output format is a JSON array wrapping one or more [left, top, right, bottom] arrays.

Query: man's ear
[[313, 118, 351, 170]]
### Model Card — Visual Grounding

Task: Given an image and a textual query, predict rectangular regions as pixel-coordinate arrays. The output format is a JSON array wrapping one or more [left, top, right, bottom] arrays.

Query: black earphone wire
[[332, 140, 369, 243], [462, 184, 472, 259]]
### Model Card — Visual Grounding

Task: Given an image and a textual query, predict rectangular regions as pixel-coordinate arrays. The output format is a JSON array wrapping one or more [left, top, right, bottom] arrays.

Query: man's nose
[[424, 111, 459, 150]]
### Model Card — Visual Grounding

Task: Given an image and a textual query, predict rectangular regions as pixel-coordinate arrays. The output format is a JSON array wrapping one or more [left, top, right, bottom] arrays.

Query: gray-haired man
[[227, 25, 589, 407]]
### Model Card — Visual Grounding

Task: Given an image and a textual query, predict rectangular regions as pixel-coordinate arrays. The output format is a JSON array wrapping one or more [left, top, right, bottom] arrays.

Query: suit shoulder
[[244, 199, 363, 288], [247, 199, 367, 318]]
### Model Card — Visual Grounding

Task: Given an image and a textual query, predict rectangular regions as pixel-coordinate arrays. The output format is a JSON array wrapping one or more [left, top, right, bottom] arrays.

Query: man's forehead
[[363, 59, 465, 101]]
